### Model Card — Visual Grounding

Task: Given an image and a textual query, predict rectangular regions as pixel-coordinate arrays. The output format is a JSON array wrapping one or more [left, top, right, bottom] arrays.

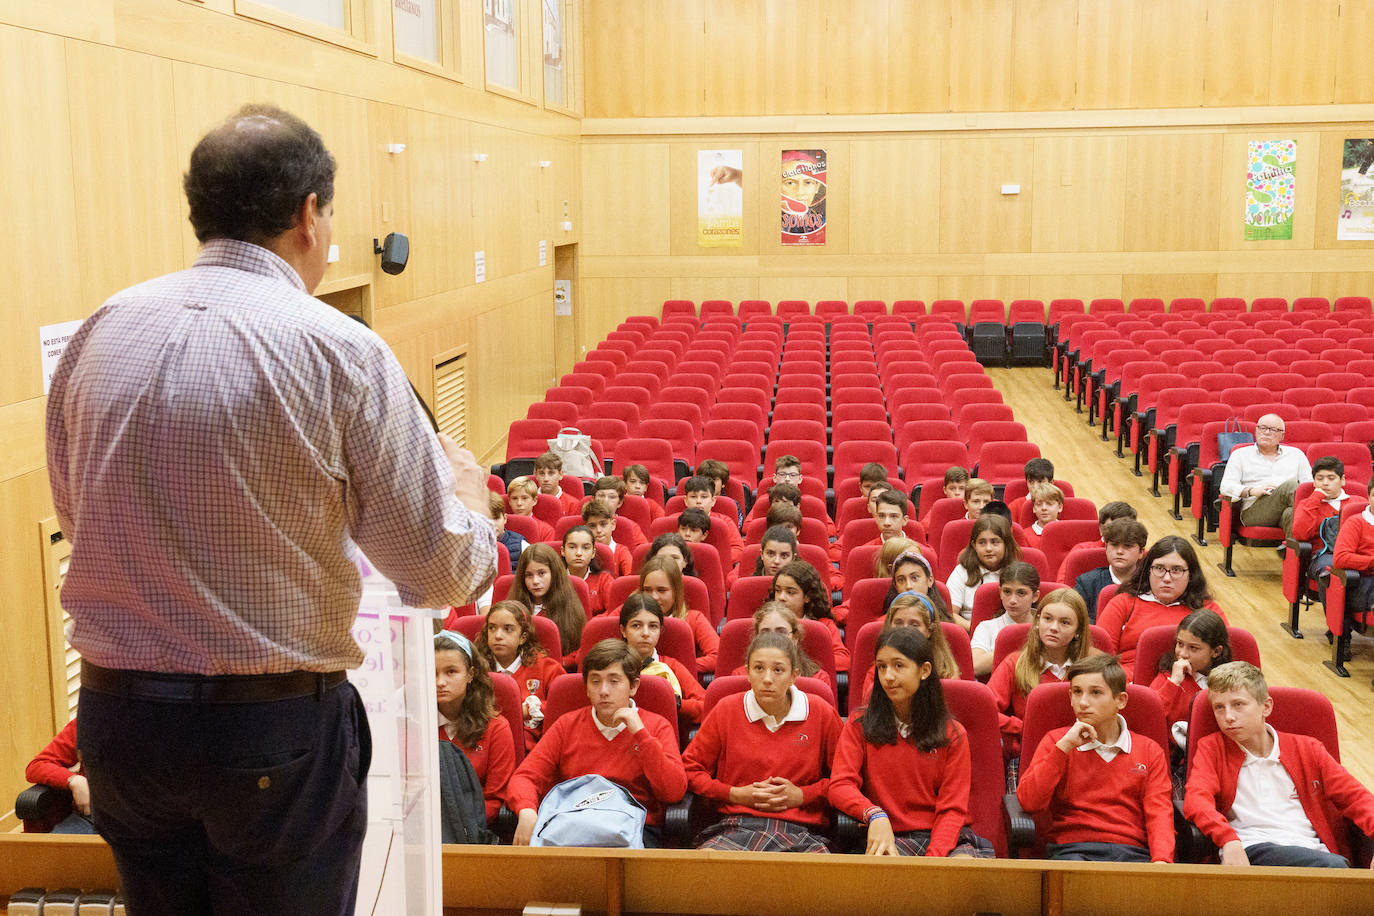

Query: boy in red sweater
[[25, 718, 96, 834], [1292, 457, 1360, 578], [1183, 662, 1374, 868], [534, 451, 585, 519], [583, 500, 635, 576], [681, 476, 743, 570], [683, 631, 842, 852], [1016, 654, 1174, 862], [1332, 477, 1374, 614], [507, 640, 686, 848]]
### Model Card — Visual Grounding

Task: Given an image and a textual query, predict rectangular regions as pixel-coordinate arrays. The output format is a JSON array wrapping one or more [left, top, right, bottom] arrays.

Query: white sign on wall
[[40, 319, 85, 395], [474, 250, 486, 283], [554, 279, 571, 316]]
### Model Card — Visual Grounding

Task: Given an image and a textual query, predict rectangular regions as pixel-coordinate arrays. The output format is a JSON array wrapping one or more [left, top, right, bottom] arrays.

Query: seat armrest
[[16, 784, 71, 821], [663, 792, 695, 848], [1003, 792, 1035, 858], [835, 811, 865, 853]]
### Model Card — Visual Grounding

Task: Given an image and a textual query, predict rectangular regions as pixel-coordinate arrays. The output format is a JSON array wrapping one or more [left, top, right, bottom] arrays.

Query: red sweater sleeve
[[988, 654, 1025, 741], [925, 723, 973, 857], [507, 714, 569, 813], [25, 719, 80, 788], [1149, 671, 1195, 726], [818, 616, 850, 673], [1140, 739, 1176, 862], [686, 610, 719, 674], [1334, 515, 1374, 572], [635, 713, 689, 805], [1182, 732, 1239, 847], [664, 656, 707, 723], [826, 718, 875, 820], [1291, 490, 1331, 543], [1015, 729, 1070, 815], [480, 717, 516, 823], [682, 703, 734, 803]]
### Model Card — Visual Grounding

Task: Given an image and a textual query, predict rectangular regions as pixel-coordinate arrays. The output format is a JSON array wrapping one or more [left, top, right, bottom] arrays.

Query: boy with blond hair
[[1183, 661, 1374, 868]]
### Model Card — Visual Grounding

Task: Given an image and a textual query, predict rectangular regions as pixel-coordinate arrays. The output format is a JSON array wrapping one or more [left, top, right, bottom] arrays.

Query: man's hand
[[865, 817, 898, 856], [1219, 840, 1249, 866], [513, 809, 538, 846], [611, 706, 645, 734], [439, 434, 492, 517], [68, 774, 91, 816], [1056, 721, 1098, 752]]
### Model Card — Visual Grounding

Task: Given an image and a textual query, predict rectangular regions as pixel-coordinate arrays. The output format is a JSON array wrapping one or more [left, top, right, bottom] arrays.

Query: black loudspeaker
[[373, 232, 409, 275]]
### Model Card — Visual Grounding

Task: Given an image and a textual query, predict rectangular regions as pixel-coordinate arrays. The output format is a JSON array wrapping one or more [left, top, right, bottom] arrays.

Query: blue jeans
[[1246, 842, 1349, 868], [78, 680, 369, 916]]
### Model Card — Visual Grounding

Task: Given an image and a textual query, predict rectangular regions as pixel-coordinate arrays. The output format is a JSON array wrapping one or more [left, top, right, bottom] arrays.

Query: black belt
[[81, 661, 346, 704]]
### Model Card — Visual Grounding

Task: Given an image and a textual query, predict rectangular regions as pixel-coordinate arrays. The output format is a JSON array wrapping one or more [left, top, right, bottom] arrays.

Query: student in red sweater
[[1022, 482, 1064, 551], [534, 451, 585, 519], [506, 476, 555, 543], [989, 589, 1096, 762], [683, 631, 843, 852], [772, 560, 849, 673], [1096, 535, 1226, 674], [640, 555, 719, 674], [25, 718, 95, 834], [1333, 477, 1374, 613], [728, 603, 835, 695], [830, 627, 994, 857], [434, 630, 515, 824], [508, 543, 585, 665], [562, 525, 614, 617], [508, 639, 687, 848], [681, 475, 743, 570], [856, 593, 961, 707], [583, 500, 635, 577], [1016, 654, 1174, 862], [622, 464, 665, 521], [1184, 662, 1374, 868], [1148, 609, 1232, 751], [476, 601, 566, 752], [1291, 457, 1355, 563], [619, 593, 706, 722]]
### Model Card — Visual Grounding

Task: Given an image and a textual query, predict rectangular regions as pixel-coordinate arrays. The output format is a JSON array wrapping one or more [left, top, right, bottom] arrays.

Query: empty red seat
[[506, 418, 561, 462], [902, 440, 971, 480], [526, 400, 579, 425]]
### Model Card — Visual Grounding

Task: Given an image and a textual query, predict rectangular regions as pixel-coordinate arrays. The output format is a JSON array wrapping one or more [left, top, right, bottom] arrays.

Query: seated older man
[[1217, 413, 1312, 538]]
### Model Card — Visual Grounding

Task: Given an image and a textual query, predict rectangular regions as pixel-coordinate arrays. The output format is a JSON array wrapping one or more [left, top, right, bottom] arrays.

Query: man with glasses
[[1218, 413, 1312, 538]]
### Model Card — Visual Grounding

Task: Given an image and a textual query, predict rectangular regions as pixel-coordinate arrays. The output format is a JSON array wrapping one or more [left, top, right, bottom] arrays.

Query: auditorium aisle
[[988, 365, 1374, 786]]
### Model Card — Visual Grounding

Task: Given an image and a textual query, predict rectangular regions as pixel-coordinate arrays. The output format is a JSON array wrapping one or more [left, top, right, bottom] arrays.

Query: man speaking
[[46, 104, 496, 914]]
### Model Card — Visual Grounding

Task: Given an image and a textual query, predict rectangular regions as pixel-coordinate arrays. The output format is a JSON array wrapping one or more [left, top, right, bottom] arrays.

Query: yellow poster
[[698, 150, 743, 247]]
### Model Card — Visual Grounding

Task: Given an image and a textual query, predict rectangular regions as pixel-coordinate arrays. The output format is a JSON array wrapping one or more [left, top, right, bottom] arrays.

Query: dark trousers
[[78, 681, 370, 916], [1046, 841, 1151, 862], [1246, 842, 1349, 868]]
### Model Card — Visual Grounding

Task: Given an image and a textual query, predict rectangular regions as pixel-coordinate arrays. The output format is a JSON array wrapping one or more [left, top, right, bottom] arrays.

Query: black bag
[[1217, 418, 1254, 460], [438, 740, 496, 845]]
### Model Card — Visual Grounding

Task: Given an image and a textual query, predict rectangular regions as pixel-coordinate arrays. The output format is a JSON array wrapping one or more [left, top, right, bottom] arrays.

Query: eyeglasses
[[1150, 564, 1189, 579], [775, 470, 802, 481], [1256, 424, 1285, 434]]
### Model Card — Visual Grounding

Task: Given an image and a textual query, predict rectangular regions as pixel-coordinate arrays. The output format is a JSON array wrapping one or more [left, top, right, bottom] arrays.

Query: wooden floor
[[989, 365, 1374, 787]]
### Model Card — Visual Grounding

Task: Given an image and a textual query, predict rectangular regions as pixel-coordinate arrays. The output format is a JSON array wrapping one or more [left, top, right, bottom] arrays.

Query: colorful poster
[[1244, 140, 1295, 241], [698, 150, 743, 248], [781, 149, 826, 246], [1338, 138, 1374, 240]]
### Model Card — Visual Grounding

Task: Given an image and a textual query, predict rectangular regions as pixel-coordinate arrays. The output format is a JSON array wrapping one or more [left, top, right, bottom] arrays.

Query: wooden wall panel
[[1309, 271, 1374, 302], [1022, 274, 1122, 302], [643, 0, 704, 116], [404, 110, 473, 300], [579, 276, 672, 352], [763, 0, 827, 115], [1011, 0, 1076, 111], [1122, 134, 1222, 251], [1267, 0, 1338, 106], [67, 42, 184, 309], [702, 0, 766, 116], [1073, 0, 1132, 110], [0, 26, 78, 406], [845, 276, 940, 304], [1203, 0, 1274, 108], [849, 139, 940, 255], [1121, 273, 1218, 302], [670, 275, 761, 304], [886, 1, 951, 113], [1130, 0, 1206, 109], [756, 276, 847, 305], [949, 0, 1014, 113], [582, 0, 642, 117], [1030, 136, 1126, 253], [581, 143, 671, 257], [937, 275, 1034, 302], [1216, 271, 1314, 302], [1334, 0, 1374, 104], [940, 138, 1034, 254], [825, 2, 889, 114]]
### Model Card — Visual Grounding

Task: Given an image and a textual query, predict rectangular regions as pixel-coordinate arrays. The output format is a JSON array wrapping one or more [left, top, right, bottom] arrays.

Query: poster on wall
[[781, 149, 826, 246], [698, 150, 743, 248], [1244, 140, 1295, 241], [1338, 139, 1374, 240]]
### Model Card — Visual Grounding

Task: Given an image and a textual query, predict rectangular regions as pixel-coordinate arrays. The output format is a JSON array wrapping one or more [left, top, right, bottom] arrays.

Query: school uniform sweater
[[439, 715, 516, 823], [511, 514, 555, 544], [507, 708, 686, 826], [1149, 672, 1203, 729], [648, 654, 706, 722], [987, 654, 1067, 759], [496, 653, 566, 751], [1184, 730, 1374, 861], [25, 718, 80, 788], [1333, 510, 1374, 573], [828, 718, 972, 856], [1017, 726, 1175, 861], [1291, 491, 1352, 544], [683, 692, 843, 828], [554, 489, 584, 519], [683, 608, 720, 674], [576, 569, 615, 617], [1095, 594, 1227, 673], [609, 542, 635, 577]]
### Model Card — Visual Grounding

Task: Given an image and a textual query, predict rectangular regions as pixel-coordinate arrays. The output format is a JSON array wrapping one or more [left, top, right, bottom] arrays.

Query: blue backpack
[[531, 774, 647, 848]]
